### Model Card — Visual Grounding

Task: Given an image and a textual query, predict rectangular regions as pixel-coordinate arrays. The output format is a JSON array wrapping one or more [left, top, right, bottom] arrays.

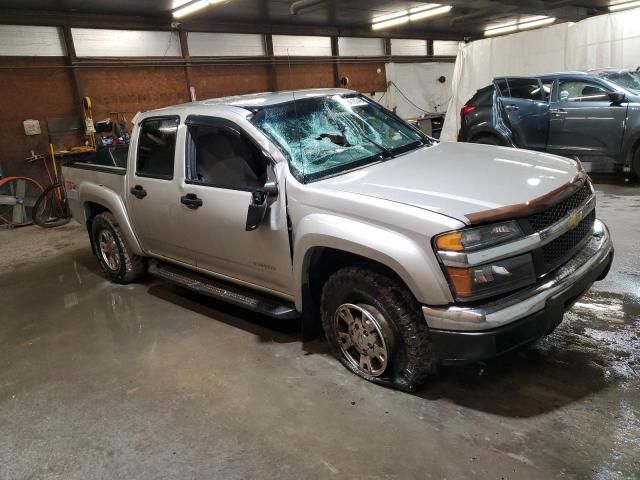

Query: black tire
[[320, 267, 438, 391], [473, 134, 503, 146], [91, 212, 146, 284], [32, 183, 71, 228]]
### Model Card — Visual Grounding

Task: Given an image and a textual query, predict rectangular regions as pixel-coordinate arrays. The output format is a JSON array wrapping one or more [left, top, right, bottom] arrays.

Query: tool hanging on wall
[[82, 96, 96, 149]]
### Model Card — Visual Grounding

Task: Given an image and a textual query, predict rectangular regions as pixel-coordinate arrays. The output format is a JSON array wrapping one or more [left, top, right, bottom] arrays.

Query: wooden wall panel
[[0, 58, 390, 189], [191, 65, 271, 100], [0, 57, 78, 184], [274, 64, 334, 90], [338, 62, 387, 93]]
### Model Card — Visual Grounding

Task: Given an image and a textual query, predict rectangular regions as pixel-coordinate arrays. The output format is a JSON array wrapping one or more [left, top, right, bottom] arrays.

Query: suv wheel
[[474, 134, 502, 146], [320, 267, 438, 391], [91, 212, 146, 284]]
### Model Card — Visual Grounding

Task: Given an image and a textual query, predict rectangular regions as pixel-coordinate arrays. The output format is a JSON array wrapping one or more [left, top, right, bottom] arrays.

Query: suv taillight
[[460, 104, 477, 119]]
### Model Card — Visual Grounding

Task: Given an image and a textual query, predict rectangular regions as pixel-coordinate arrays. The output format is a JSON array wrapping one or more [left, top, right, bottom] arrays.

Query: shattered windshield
[[597, 71, 640, 95], [250, 94, 428, 182]]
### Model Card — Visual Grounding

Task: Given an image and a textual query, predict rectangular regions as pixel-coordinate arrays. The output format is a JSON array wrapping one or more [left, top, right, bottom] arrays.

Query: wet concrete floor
[[0, 179, 638, 479]]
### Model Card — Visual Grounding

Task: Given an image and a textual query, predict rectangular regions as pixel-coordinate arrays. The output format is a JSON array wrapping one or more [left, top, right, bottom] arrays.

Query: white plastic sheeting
[[441, 8, 640, 140], [0, 25, 65, 56], [383, 63, 455, 118], [272, 35, 332, 56], [338, 37, 385, 57], [72, 28, 181, 57], [390, 39, 428, 56], [188, 32, 266, 57]]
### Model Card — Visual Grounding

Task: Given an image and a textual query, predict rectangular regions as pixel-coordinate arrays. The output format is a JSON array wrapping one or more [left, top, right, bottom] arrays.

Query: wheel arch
[[292, 214, 454, 339], [469, 129, 510, 146], [622, 130, 640, 174], [80, 183, 144, 256]]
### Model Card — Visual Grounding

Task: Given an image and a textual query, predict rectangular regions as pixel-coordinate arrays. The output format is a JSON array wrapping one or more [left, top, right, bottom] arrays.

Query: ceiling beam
[[0, 8, 465, 40]]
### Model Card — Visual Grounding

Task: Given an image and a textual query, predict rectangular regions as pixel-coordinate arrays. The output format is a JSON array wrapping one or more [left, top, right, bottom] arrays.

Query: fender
[[292, 213, 454, 310], [79, 182, 145, 256]]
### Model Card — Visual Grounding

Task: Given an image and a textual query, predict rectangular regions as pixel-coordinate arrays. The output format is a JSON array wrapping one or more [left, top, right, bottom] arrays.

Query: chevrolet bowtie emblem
[[567, 210, 583, 229]]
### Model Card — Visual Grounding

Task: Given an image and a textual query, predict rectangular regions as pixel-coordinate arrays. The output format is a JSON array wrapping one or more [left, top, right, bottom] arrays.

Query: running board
[[148, 260, 299, 320]]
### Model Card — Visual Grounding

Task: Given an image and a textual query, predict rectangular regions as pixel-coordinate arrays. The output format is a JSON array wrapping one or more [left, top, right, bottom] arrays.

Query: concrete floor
[[1, 179, 639, 480]]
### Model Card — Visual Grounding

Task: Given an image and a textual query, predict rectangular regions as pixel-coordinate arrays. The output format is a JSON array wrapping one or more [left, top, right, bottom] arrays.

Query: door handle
[[180, 193, 203, 210], [130, 185, 147, 199], [550, 108, 568, 116], [505, 104, 519, 111]]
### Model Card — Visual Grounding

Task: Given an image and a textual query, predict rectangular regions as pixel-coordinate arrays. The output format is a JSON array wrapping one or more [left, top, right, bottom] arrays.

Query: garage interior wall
[[0, 25, 455, 184], [441, 8, 640, 141]]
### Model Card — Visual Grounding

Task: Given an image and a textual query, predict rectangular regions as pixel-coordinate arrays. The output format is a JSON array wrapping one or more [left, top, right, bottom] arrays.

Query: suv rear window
[[505, 78, 543, 100], [495, 78, 509, 97], [469, 85, 494, 106]]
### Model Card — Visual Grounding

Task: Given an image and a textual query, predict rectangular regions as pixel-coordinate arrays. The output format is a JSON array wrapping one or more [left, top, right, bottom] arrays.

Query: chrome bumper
[[423, 219, 613, 331]]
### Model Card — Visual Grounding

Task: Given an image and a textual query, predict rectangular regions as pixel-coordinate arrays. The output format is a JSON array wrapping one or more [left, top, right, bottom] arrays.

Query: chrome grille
[[527, 182, 592, 232], [540, 210, 596, 272]]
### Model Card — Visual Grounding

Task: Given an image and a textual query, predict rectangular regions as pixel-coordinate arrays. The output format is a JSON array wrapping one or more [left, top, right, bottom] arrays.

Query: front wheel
[[320, 267, 438, 391], [91, 212, 146, 284]]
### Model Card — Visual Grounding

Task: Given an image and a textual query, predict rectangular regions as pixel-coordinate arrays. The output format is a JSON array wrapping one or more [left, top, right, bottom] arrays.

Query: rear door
[[496, 77, 550, 150], [126, 115, 194, 265], [547, 77, 627, 158]]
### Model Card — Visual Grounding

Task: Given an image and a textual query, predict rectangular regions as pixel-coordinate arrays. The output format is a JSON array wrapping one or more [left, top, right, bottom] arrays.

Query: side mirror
[[246, 162, 278, 232], [245, 190, 269, 231], [609, 92, 626, 105]]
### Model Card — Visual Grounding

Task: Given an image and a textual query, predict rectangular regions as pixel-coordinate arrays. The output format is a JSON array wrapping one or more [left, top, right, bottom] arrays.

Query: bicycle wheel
[[32, 183, 71, 228], [0, 176, 44, 227]]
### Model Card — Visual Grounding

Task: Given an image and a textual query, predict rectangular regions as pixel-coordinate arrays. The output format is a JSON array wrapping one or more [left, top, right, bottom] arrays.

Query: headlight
[[435, 221, 522, 252], [445, 254, 536, 302]]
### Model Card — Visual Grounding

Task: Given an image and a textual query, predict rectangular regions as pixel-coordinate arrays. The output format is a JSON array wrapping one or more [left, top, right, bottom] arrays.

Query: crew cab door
[[174, 116, 293, 295], [547, 78, 627, 159], [126, 116, 194, 264], [495, 77, 550, 150]]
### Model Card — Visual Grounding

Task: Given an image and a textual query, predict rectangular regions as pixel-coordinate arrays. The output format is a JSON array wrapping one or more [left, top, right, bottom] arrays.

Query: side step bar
[[148, 260, 299, 320]]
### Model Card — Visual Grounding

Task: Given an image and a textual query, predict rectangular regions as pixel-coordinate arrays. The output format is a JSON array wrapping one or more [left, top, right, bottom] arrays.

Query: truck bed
[[62, 145, 130, 222]]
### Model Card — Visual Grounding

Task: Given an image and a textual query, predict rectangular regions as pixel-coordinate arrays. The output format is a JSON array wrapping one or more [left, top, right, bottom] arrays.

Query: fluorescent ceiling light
[[519, 16, 556, 29], [609, 0, 640, 11], [172, 0, 228, 18], [372, 3, 451, 30], [409, 5, 452, 21], [372, 9, 408, 23], [484, 24, 518, 36], [372, 16, 410, 30], [484, 15, 555, 36]]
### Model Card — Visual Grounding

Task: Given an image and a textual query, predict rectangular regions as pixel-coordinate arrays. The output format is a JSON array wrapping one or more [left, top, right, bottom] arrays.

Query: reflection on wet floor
[[1, 184, 639, 479]]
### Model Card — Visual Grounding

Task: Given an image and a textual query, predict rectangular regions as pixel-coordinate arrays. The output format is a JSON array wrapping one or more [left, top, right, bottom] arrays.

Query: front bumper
[[423, 219, 613, 363]]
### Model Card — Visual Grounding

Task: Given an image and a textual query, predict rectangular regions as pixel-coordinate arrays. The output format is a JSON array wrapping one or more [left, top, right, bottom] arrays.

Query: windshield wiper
[[335, 121, 394, 160]]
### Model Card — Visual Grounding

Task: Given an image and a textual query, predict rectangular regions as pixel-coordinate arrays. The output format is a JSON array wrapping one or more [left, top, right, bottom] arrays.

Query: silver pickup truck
[[63, 88, 614, 391]]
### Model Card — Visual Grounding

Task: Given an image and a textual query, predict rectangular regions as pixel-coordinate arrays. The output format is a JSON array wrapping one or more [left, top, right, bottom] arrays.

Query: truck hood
[[313, 142, 582, 225]]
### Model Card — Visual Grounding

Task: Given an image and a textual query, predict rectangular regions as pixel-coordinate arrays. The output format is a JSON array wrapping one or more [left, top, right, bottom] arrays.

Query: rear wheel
[[320, 267, 438, 391], [91, 212, 146, 284], [473, 134, 503, 146]]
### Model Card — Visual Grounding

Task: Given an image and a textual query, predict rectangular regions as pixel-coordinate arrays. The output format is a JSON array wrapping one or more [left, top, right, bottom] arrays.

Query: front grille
[[527, 182, 592, 232], [540, 210, 595, 273]]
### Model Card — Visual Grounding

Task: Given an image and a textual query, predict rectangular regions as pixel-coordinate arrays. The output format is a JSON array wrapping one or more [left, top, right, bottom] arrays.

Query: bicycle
[[32, 181, 71, 228]]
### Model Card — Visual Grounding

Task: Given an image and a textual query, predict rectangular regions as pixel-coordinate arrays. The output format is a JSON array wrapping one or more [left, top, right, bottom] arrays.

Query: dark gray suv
[[458, 70, 640, 177]]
